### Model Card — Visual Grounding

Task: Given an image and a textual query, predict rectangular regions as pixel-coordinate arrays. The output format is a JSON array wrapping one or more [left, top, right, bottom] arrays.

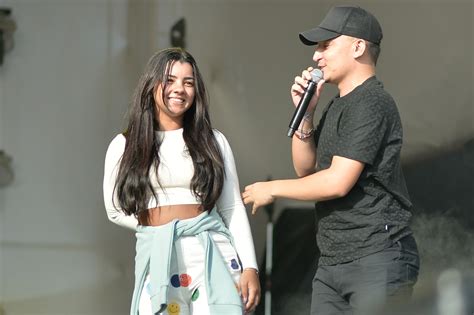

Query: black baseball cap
[[299, 6, 383, 45]]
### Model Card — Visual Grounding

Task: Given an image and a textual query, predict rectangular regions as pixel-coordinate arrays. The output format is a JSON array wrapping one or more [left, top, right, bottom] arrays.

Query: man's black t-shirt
[[314, 76, 413, 266]]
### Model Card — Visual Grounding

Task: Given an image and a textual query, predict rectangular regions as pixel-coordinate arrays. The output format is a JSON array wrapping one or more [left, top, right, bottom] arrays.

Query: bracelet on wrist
[[243, 268, 259, 274], [295, 127, 315, 140]]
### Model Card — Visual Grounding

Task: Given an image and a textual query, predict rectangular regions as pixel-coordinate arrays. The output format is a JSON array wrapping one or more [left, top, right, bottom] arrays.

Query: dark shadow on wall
[[404, 139, 474, 228], [255, 208, 318, 315], [255, 139, 474, 315]]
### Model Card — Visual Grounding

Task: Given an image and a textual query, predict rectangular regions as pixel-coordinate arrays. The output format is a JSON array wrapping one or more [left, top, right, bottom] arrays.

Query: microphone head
[[310, 69, 324, 83]]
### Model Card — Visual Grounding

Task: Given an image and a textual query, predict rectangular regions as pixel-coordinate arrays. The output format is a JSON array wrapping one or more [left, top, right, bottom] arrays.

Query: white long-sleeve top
[[103, 128, 258, 270]]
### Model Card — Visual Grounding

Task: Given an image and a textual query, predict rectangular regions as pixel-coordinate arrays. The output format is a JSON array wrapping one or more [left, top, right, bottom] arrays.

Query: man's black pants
[[311, 235, 420, 315]]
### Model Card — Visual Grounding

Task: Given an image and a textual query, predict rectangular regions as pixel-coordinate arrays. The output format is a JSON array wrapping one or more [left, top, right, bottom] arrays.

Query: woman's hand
[[239, 268, 261, 314]]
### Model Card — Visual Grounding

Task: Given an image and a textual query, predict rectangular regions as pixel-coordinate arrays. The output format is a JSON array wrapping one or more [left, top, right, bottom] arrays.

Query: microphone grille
[[310, 69, 323, 82]]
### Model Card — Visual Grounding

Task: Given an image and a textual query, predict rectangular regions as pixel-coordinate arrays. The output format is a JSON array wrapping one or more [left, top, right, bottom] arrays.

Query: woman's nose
[[172, 81, 185, 93]]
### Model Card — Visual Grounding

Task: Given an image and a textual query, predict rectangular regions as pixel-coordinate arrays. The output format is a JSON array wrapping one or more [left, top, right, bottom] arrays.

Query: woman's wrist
[[243, 267, 259, 274]]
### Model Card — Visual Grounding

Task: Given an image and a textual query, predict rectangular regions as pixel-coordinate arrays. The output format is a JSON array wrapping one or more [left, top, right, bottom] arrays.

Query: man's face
[[312, 35, 356, 84]]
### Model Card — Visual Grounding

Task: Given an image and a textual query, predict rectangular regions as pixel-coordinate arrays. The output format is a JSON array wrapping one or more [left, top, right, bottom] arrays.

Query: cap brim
[[299, 27, 341, 45]]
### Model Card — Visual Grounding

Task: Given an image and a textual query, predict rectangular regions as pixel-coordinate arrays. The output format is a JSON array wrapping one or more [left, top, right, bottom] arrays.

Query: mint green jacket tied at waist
[[130, 210, 243, 315]]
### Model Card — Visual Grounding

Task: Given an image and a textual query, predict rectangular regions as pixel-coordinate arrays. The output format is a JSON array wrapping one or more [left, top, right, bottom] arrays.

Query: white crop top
[[150, 128, 201, 207], [103, 129, 258, 270]]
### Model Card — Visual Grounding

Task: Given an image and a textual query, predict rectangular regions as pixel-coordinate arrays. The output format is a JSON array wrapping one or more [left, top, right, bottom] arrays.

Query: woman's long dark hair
[[114, 48, 225, 216]]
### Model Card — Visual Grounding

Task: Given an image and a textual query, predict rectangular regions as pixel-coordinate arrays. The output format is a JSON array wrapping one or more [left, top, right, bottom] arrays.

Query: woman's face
[[154, 61, 195, 127]]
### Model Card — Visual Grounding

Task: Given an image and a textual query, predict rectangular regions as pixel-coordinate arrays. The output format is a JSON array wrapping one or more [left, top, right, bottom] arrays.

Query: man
[[242, 5, 419, 315]]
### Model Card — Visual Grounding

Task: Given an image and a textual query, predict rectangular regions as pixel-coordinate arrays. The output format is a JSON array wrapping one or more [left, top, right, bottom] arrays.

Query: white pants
[[138, 231, 243, 315]]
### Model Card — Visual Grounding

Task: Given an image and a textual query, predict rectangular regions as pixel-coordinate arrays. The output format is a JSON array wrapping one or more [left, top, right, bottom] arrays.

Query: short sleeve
[[335, 95, 388, 165]]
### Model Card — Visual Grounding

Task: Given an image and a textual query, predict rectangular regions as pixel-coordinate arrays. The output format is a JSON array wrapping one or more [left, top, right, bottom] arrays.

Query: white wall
[[0, 29, 5, 312], [0, 0, 157, 314]]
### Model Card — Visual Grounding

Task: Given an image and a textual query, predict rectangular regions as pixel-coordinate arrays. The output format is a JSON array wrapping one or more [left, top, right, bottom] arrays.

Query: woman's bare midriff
[[138, 204, 204, 226]]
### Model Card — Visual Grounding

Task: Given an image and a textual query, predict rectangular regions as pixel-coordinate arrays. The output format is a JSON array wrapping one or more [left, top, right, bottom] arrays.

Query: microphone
[[287, 69, 323, 137]]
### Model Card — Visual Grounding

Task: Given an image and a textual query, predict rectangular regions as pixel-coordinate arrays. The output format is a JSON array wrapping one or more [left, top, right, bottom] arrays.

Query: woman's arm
[[103, 134, 138, 231], [213, 130, 260, 312]]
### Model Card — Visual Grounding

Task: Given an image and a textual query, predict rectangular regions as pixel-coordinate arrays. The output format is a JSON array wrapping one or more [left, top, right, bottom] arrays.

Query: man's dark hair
[[367, 41, 381, 65]]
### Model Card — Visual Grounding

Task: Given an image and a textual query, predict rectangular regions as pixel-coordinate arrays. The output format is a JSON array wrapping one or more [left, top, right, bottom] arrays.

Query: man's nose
[[313, 50, 322, 63]]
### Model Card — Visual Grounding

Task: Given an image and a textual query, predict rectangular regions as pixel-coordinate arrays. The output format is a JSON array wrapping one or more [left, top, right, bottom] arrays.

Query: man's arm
[[243, 155, 364, 214], [290, 68, 325, 177], [291, 111, 318, 177]]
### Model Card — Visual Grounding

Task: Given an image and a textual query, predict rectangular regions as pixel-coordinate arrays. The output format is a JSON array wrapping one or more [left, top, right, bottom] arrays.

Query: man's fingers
[[252, 203, 259, 215], [294, 76, 308, 91], [302, 69, 313, 81], [244, 183, 253, 191], [241, 190, 252, 205]]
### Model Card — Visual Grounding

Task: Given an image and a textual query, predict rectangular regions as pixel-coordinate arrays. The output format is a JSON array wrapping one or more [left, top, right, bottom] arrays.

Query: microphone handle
[[287, 80, 317, 137]]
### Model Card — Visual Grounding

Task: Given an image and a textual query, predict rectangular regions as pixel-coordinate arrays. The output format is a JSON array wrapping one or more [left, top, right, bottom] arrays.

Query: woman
[[103, 48, 260, 315]]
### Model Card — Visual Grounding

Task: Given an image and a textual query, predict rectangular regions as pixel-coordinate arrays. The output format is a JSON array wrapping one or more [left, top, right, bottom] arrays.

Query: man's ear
[[353, 39, 366, 59]]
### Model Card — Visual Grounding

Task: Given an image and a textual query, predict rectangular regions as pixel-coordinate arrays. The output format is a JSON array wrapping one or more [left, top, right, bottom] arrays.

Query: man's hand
[[291, 66, 325, 112], [242, 181, 275, 215]]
